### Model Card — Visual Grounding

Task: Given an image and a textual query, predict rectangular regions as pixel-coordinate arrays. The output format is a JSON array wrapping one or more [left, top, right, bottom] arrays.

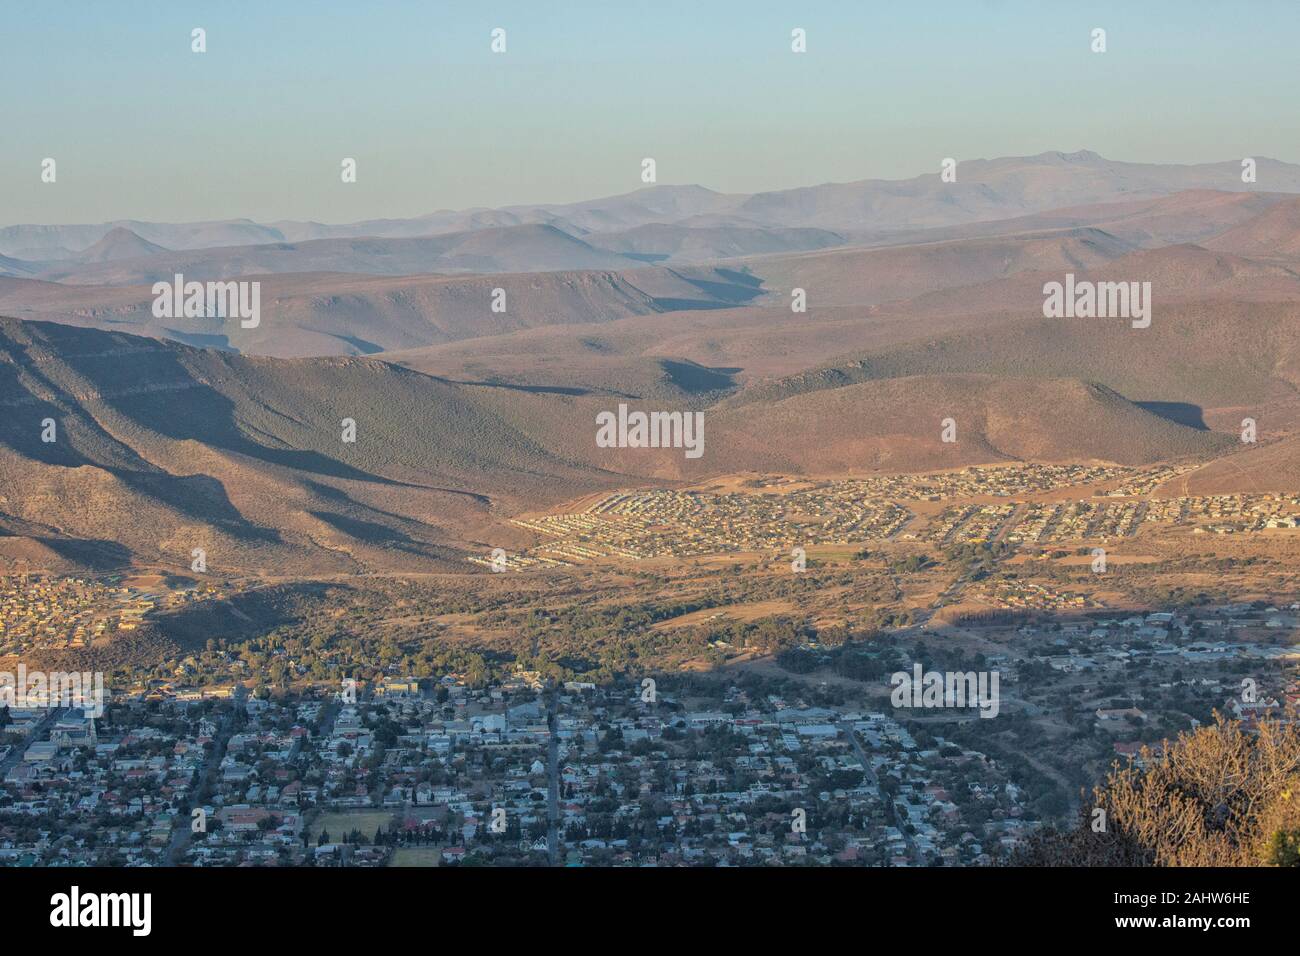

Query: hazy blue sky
[[3, 0, 1297, 225]]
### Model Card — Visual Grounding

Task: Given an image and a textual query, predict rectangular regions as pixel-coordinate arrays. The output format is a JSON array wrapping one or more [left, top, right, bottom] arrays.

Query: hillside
[[730, 228, 1136, 308], [585, 223, 845, 262], [1167, 435, 1300, 495], [40, 224, 641, 286], [457, 372, 1231, 483], [7, 186, 1300, 369], [698, 375, 1230, 476], [0, 266, 761, 357], [730, 151, 1300, 231], [389, 243, 1300, 403], [1206, 196, 1300, 260], [0, 317, 619, 572], [74, 227, 169, 263], [0, 253, 36, 278], [0, 311, 1248, 578], [0, 219, 286, 261], [731, 298, 1300, 418]]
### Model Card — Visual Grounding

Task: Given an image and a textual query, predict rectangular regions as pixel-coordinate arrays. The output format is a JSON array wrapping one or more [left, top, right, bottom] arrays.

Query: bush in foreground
[[1015, 713, 1300, 866]]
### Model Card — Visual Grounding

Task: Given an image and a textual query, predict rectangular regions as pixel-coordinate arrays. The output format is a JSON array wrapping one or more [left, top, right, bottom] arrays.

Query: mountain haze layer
[[2, 149, 1298, 574]]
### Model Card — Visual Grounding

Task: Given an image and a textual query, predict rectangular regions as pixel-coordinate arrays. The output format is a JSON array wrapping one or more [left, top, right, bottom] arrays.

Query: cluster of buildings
[[1, 701, 209, 866], [1145, 494, 1300, 534], [1107, 465, 1195, 497], [2, 593, 1294, 868], [916, 494, 1300, 549], [0, 576, 132, 654], [0, 574, 225, 656], [472, 465, 1299, 571], [476, 487, 910, 568], [1, 674, 1036, 867], [1006, 500, 1145, 544], [1005, 602, 1300, 759], [976, 580, 1095, 612], [919, 503, 1017, 545], [815, 463, 1146, 501], [1021, 604, 1300, 667]]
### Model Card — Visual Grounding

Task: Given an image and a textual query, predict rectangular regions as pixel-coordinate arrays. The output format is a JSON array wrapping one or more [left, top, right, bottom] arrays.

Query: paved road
[[164, 686, 245, 865], [0, 707, 65, 779], [839, 720, 919, 865], [546, 690, 560, 867], [928, 568, 975, 615]]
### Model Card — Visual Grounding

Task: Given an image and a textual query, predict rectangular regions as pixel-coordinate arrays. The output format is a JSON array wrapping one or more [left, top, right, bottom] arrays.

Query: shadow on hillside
[[1135, 401, 1209, 430], [161, 329, 235, 351], [308, 510, 454, 560], [651, 297, 745, 312], [111, 471, 283, 543], [327, 332, 385, 355], [36, 536, 133, 569], [153, 580, 341, 650], [659, 359, 738, 393], [304, 478, 490, 510], [308, 510, 418, 545], [451, 379, 591, 396], [659, 267, 767, 307], [94, 351, 408, 486]]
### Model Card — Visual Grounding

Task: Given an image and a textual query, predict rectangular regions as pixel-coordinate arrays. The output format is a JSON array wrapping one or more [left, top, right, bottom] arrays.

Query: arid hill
[[6, 187, 1300, 369], [674, 375, 1229, 478], [0, 266, 762, 357], [734, 298, 1300, 418], [73, 227, 169, 264], [1206, 195, 1300, 260], [584, 222, 845, 262], [0, 254, 36, 278], [0, 317, 621, 573], [1169, 434, 1300, 494], [725, 227, 1136, 308], [0, 218, 285, 261], [39, 223, 641, 286]]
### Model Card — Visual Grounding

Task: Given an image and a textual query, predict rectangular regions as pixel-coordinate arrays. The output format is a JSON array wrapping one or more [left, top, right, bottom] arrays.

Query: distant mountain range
[[2, 149, 1298, 573], [3, 185, 1300, 361], [6, 150, 1300, 265]]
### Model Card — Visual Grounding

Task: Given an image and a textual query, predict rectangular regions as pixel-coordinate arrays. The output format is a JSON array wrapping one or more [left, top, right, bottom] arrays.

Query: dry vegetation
[[1017, 714, 1300, 866]]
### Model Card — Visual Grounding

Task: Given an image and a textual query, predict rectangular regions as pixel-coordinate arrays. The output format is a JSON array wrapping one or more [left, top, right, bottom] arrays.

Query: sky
[[3, 0, 1298, 226]]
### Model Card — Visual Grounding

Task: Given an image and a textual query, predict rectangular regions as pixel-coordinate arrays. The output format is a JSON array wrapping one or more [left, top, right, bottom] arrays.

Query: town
[[2, 594, 1295, 867], [471, 466, 1300, 569]]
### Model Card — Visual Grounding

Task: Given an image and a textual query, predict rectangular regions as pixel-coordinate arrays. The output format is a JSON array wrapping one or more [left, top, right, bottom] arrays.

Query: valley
[[3, 148, 1299, 874]]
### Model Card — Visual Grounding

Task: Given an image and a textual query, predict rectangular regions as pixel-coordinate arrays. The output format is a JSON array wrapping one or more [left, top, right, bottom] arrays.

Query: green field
[[389, 847, 442, 867], [308, 811, 394, 844]]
